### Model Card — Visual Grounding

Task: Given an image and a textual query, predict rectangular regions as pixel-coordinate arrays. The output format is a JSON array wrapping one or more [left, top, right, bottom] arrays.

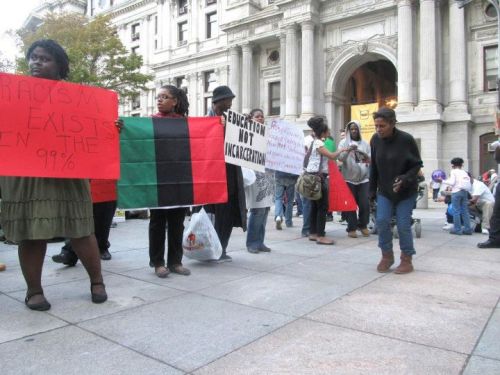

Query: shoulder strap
[[303, 140, 315, 169]]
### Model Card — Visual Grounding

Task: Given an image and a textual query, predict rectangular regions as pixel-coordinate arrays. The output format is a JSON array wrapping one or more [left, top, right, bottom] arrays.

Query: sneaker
[[347, 231, 358, 238], [360, 228, 370, 237], [275, 217, 282, 230], [247, 247, 259, 254], [259, 245, 271, 252], [325, 214, 334, 222], [482, 228, 490, 235], [449, 230, 463, 235], [442, 223, 453, 231]]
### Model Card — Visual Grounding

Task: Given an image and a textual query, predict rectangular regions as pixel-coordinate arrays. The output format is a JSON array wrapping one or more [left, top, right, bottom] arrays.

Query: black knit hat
[[212, 85, 235, 103]]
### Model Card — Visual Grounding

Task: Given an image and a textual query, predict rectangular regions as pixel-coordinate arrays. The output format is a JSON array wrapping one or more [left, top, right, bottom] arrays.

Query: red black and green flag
[[118, 117, 228, 209]]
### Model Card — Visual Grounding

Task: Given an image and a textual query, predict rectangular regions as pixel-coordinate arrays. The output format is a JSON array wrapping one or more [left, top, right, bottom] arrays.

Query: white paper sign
[[224, 110, 267, 172], [265, 119, 305, 175]]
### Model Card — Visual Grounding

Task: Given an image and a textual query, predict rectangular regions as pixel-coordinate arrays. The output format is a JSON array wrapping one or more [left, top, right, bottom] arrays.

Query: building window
[[179, 0, 188, 15], [131, 46, 139, 55], [204, 70, 217, 92], [178, 21, 188, 46], [132, 95, 141, 110], [486, 4, 497, 19], [204, 70, 217, 114], [206, 12, 217, 39], [131, 23, 140, 41], [206, 0, 217, 5], [269, 82, 280, 115], [485, 45, 498, 92], [154, 40, 158, 50], [176, 76, 188, 93], [154, 16, 158, 34]]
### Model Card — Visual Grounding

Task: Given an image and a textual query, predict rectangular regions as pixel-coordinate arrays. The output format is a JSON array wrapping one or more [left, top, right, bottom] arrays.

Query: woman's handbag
[[296, 140, 323, 201]]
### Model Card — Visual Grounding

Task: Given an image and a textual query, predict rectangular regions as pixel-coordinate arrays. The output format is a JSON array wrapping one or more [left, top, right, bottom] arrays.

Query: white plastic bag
[[182, 208, 222, 261], [241, 167, 256, 187]]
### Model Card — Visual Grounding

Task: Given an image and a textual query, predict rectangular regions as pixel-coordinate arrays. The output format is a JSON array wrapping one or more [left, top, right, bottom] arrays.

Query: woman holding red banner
[[305, 117, 344, 245], [0, 39, 107, 310], [148, 85, 191, 278]]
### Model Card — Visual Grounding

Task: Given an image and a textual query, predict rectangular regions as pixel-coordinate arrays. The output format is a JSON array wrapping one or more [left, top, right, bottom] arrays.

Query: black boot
[[52, 245, 79, 266]]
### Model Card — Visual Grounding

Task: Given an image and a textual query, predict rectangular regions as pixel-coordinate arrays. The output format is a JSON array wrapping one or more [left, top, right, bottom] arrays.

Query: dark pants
[[345, 182, 370, 232], [213, 194, 240, 252], [309, 178, 329, 237], [61, 200, 116, 255], [93, 201, 117, 253], [488, 186, 500, 242], [149, 208, 186, 267]]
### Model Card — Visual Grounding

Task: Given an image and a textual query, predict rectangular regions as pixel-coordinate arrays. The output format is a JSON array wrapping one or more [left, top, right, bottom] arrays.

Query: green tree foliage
[[16, 13, 152, 101]]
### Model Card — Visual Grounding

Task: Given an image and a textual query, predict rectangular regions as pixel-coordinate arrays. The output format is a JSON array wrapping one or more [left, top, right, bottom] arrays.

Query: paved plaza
[[1, 203, 499, 374]]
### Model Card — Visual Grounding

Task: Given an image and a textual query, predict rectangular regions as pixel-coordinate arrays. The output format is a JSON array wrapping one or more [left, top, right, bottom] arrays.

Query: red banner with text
[[0, 72, 119, 179]]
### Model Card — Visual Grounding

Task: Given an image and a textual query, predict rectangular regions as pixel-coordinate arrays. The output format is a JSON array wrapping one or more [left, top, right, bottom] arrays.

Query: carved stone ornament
[[356, 42, 368, 55]]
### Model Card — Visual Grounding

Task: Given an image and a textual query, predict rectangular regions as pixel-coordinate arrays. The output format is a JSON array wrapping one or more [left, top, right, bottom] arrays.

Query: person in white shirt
[[438, 157, 472, 235], [469, 173, 495, 234]]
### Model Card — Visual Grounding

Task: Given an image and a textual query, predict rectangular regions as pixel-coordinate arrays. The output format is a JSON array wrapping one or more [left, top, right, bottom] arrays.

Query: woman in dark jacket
[[369, 107, 423, 274]]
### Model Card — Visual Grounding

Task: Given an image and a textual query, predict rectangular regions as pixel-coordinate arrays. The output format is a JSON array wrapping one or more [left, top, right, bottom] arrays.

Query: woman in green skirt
[[0, 39, 107, 311]]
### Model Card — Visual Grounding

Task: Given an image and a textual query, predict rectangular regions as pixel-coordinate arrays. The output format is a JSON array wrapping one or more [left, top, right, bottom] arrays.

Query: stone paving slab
[[193, 319, 466, 375], [8, 273, 184, 324], [1, 207, 499, 374], [307, 279, 492, 353], [0, 325, 181, 375], [78, 293, 293, 372], [474, 306, 500, 360], [0, 294, 67, 344], [463, 356, 500, 375], [122, 261, 259, 292]]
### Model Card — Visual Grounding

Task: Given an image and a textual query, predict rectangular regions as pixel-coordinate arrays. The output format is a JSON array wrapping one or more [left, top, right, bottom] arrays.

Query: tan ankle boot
[[394, 254, 414, 274], [377, 251, 394, 273]]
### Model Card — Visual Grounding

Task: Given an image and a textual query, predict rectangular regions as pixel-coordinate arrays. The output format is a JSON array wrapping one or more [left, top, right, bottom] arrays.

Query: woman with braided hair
[[148, 85, 192, 278]]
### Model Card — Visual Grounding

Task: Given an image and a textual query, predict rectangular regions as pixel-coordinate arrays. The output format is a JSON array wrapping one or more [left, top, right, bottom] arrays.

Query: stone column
[[285, 25, 299, 119], [229, 46, 241, 112], [279, 33, 286, 117], [396, 0, 414, 111], [241, 43, 253, 115], [188, 0, 199, 53], [418, 0, 440, 112], [447, 0, 467, 111], [301, 21, 315, 118]]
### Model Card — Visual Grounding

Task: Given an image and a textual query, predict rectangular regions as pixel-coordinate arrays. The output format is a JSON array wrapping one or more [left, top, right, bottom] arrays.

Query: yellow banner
[[351, 103, 379, 142]]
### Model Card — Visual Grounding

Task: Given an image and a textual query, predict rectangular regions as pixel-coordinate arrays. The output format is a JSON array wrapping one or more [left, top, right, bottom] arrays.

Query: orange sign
[[0, 73, 119, 179]]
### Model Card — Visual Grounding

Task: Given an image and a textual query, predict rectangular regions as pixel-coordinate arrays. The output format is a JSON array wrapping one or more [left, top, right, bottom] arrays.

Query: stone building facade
[[25, 0, 499, 176]]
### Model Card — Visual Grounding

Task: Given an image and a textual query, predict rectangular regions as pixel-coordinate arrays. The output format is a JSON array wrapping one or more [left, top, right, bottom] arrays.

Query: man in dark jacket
[[206, 86, 247, 262]]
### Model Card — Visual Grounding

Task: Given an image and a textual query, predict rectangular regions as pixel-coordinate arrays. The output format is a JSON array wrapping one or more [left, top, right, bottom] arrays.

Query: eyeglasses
[[156, 95, 175, 101]]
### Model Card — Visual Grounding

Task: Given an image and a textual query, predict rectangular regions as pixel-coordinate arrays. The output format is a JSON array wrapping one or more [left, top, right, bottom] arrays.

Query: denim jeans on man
[[451, 189, 472, 234], [246, 207, 270, 250], [275, 181, 296, 227], [376, 193, 417, 256]]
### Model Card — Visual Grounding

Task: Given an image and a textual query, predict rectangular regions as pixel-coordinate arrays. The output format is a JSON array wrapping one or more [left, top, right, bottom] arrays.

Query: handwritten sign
[[0, 72, 119, 179], [265, 119, 305, 175], [224, 110, 267, 173]]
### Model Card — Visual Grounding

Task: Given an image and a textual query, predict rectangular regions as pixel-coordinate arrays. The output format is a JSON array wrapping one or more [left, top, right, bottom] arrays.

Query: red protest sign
[[0, 72, 119, 179]]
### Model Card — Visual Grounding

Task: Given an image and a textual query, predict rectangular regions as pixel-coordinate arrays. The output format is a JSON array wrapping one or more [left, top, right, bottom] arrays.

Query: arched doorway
[[344, 60, 397, 125], [325, 43, 397, 138]]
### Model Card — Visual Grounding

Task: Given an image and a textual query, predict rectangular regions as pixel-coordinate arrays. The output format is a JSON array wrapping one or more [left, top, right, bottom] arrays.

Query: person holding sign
[[206, 86, 247, 262], [244, 109, 274, 253], [305, 117, 343, 245], [148, 85, 191, 278], [0, 40, 107, 310]]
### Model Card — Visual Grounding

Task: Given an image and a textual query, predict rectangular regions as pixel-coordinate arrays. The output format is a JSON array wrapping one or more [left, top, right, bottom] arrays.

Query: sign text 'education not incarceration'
[[0, 72, 119, 179], [224, 109, 268, 172]]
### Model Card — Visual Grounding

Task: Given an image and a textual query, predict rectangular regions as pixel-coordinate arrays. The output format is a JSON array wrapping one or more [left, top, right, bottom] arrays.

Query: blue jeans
[[451, 190, 472, 234], [275, 183, 295, 226], [295, 190, 303, 215], [376, 193, 417, 256], [301, 196, 311, 236], [246, 207, 270, 249]]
